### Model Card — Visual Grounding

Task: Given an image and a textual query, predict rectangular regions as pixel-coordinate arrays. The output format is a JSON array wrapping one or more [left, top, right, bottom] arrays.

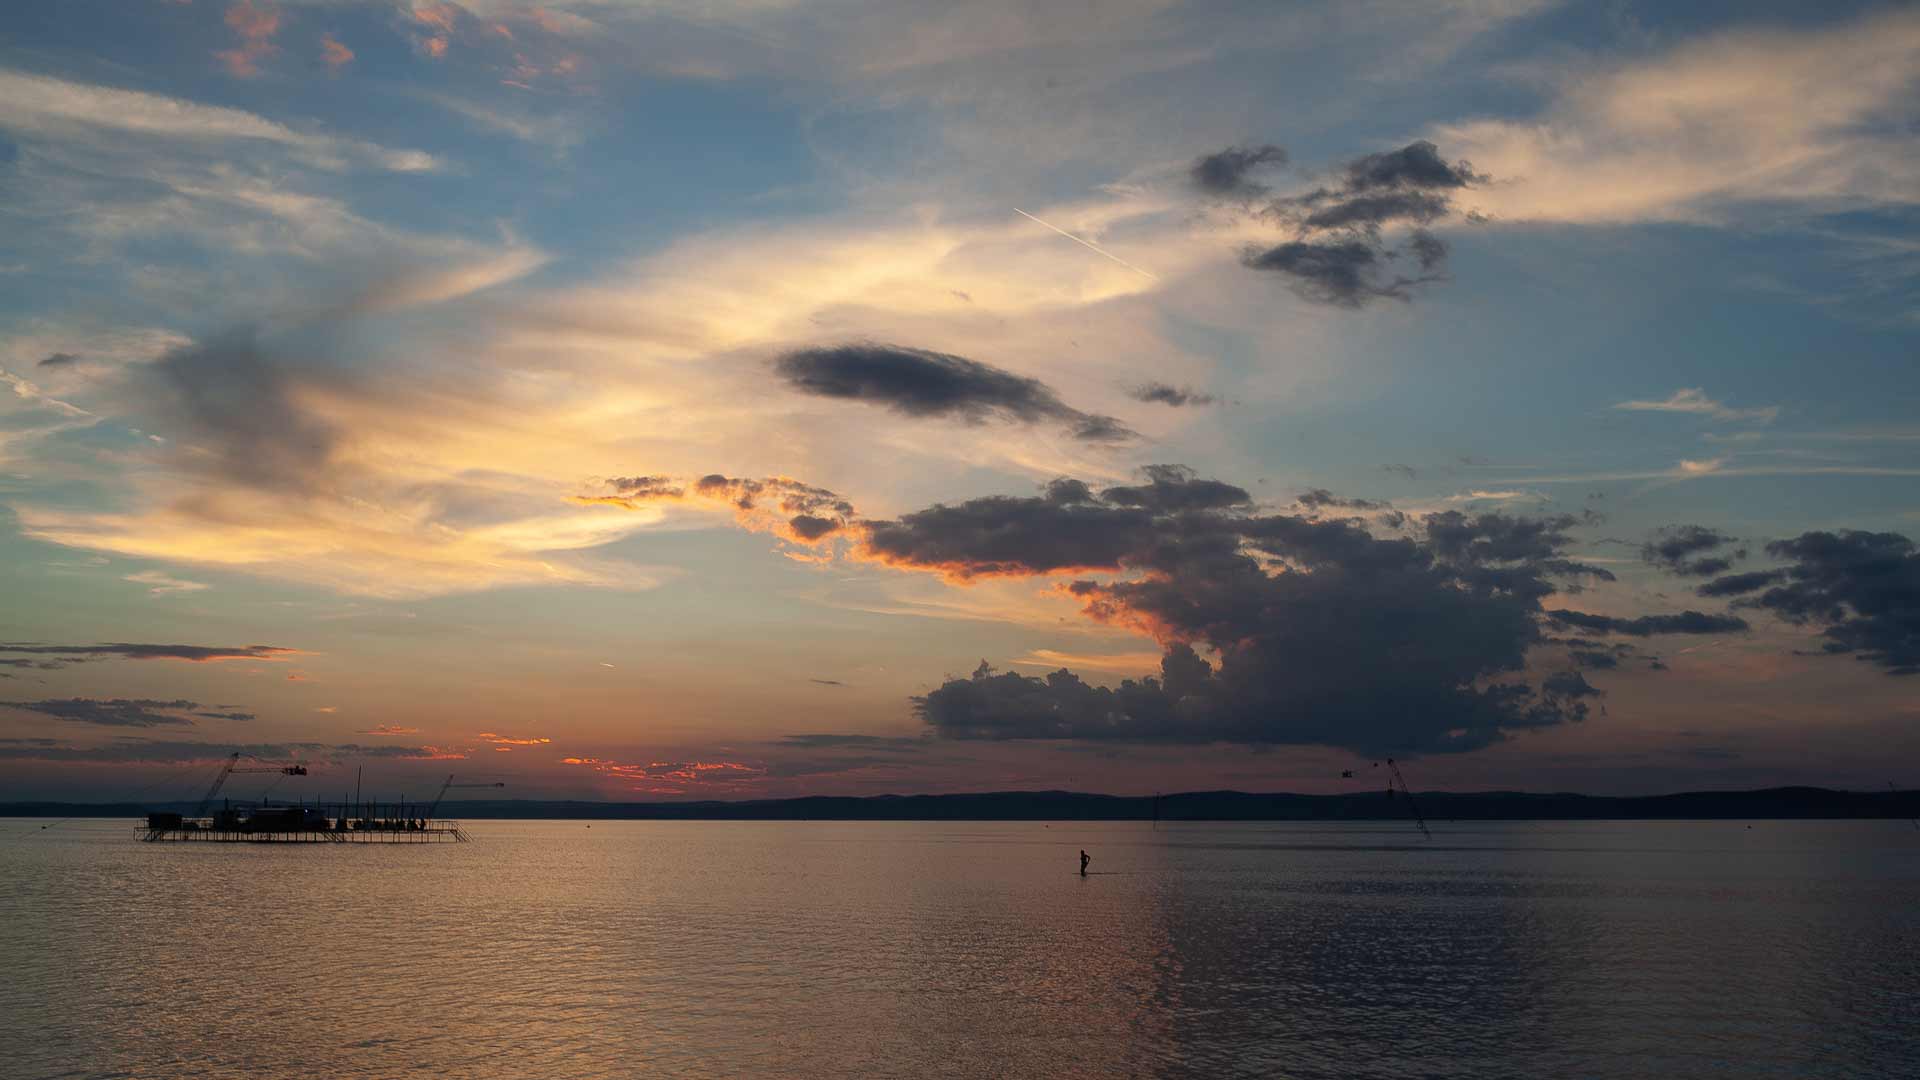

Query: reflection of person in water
[[1080, 849, 1090, 876]]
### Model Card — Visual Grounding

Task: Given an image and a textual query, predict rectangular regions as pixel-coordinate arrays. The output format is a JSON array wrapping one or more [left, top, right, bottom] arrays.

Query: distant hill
[[6, 786, 1917, 821]]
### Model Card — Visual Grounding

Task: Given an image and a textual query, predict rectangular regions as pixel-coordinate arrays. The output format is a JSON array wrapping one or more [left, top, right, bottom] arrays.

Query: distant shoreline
[[6, 786, 1916, 821]]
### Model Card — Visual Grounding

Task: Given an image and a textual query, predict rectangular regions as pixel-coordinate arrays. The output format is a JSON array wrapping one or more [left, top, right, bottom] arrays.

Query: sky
[[1, 0, 1917, 804]]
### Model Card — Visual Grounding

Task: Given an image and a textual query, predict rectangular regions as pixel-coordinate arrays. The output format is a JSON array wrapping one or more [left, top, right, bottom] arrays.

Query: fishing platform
[[139, 807, 470, 843], [137, 752, 499, 844]]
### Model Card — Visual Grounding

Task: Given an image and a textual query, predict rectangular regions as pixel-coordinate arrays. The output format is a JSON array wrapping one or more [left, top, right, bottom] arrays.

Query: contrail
[[1012, 208, 1159, 281]]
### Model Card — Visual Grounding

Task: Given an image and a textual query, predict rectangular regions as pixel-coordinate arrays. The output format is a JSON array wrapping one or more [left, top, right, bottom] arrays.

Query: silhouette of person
[[1080, 849, 1090, 876]]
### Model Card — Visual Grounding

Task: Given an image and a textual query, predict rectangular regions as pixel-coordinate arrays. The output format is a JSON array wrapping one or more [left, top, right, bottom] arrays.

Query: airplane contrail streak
[[1012, 208, 1159, 281]]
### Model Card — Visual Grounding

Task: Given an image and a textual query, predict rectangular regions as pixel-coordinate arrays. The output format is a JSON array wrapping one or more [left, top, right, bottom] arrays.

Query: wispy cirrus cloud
[[123, 570, 209, 596], [0, 68, 437, 173], [1614, 388, 1779, 424], [1436, 8, 1920, 223]]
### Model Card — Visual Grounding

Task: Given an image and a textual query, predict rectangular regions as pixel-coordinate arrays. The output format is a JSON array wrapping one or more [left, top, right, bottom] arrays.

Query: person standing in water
[[1080, 849, 1090, 876]]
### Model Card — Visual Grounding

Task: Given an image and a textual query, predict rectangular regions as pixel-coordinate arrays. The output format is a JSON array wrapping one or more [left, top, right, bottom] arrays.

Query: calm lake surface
[[2, 818, 1916, 1078]]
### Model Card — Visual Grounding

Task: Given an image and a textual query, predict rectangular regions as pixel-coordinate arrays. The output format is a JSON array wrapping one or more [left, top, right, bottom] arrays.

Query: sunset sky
[[2, 0, 1917, 804]]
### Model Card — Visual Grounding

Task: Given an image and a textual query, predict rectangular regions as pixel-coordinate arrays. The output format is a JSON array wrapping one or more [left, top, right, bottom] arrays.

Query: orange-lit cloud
[[577, 473, 858, 547], [411, 1, 459, 33], [216, 1, 281, 78], [479, 732, 552, 746], [320, 34, 354, 71], [563, 756, 765, 792], [410, 1, 459, 59], [359, 725, 420, 735]]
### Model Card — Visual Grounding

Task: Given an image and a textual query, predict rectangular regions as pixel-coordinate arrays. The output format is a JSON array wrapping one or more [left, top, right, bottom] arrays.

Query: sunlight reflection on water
[[1, 819, 1915, 1078]]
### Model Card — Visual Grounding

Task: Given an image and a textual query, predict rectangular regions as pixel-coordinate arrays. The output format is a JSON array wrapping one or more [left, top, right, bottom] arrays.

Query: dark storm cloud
[[1301, 190, 1452, 230], [1241, 240, 1413, 308], [1545, 610, 1749, 636], [1189, 143, 1288, 197], [0, 643, 296, 668], [887, 470, 1637, 756], [1696, 570, 1785, 597], [774, 343, 1133, 443], [1341, 140, 1488, 192], [1408, 229, 1447, 271], [1, 698, 207, 728], [147, 328, 339, 491], [1127, 382, 1218, 408], [1225, 139, 1488, 307], [1704, 530, 1920, 674], [37, 352, 80, 369], [1297, 489, 1392, 513], [0, 738, 454, 763], [1101, 465, 1251, 513], [1643, 525, 1746, 577]]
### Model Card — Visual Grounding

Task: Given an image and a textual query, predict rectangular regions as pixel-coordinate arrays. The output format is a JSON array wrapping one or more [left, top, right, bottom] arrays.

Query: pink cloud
[[320, 33, 354, 70], [215, 0, 280, 78]]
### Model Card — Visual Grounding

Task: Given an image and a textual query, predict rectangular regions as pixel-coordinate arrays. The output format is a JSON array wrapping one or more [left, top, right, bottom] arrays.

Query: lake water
[[1, 818, 1915, 1078]]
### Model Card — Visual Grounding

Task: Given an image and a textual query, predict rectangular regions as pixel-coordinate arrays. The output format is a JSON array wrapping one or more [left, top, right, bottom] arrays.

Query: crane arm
[[424, 777, 505, 820], [192, 753, 307, 818]]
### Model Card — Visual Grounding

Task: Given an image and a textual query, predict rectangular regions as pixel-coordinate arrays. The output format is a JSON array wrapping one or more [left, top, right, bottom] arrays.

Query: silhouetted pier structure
[[139, 804, 470, 843]]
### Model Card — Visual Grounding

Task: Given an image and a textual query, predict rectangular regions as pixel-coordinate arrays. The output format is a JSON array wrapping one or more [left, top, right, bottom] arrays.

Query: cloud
[[877, 468, 1633, 755], [1434, 8, 1920, 223], [146, 328, 339, 493], [1297, 488, 1393, 513], [1702, 529, 1919, 674], [17, 327, 676, 598], [124, 570, 211, 596], [809, 678, 846, 687], [0, 68, 437, 172], [1127, 382, 1217, 408], [1614, 388, 1779, 424], [774, 343, 1134, 443], [37, 352, 79, 369], [1696, 570, 1785, 598], [563, 755, 764, 794], [1229, 139, 1487, 307], [478, 731, 552, 746], [0, 738, 457, 763], [320, 34, 355, 71], [1190, 143, 1288, 198], [580, 473, 859, 547], [1339, 141, 1487, 193], [1, 698, 210, 728], [1642, 525, 1746, 577], [1545, 610, 1749, 637], [1675, 456, 1729, 476], [358, 725, 421, 735], [216, 1, 282, 78], [0, 642, 295, 667]]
